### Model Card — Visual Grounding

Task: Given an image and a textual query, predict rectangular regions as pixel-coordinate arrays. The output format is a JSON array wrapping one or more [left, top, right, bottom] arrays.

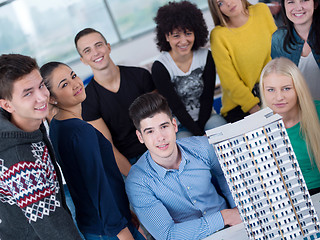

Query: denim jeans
[[128, 155, 142, 165], [176, 112, 227, 139], [82, 223, 146, 240], [64, 184, 85, 239]]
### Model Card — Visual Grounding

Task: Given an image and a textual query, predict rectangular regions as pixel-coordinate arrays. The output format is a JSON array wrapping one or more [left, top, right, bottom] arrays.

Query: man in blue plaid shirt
[[126, 92, 241, 240]]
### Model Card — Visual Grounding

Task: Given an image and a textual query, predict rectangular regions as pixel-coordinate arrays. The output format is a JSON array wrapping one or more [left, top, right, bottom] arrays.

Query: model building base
[[206, 108, 320, 240]]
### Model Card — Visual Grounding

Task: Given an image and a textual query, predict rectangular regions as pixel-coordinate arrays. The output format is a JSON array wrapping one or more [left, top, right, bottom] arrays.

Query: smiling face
[[0, 69, 49, 131], [284, 0, 315, 27], [263, 73, 300, 117], [76, 32, 111, 71], [49, 65, 86, 108], [216, 0, 245, 19], [166, 29, 195, 57], [136, 112, 179, 168]]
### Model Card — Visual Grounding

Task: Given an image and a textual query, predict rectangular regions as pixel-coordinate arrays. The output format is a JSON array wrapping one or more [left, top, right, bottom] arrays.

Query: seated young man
[[0, 54, 82, 239], [74, 28, 155, 176], [126, 92, 241, 240]]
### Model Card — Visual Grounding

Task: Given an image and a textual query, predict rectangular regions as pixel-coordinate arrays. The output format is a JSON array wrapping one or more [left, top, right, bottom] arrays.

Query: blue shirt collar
[[147, 143, 189, 179]]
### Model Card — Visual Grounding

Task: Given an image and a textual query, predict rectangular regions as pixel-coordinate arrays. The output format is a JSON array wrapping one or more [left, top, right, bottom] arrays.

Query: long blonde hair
[[208, 0, 251, 27], [260, 57, 320, 171]]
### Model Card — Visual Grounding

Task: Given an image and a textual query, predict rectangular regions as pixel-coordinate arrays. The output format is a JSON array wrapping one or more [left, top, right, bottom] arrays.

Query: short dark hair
[[129, 92, 172, 131], [40, 61, 68, 97], [154, 1, 208, 52], [74, 28, 107, 55], [0, 54, 38, 100]]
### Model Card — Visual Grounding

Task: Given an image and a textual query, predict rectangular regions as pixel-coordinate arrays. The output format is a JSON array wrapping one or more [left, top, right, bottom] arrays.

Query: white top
[[157, 49, 208, 121], [298, 52, 320, 100]]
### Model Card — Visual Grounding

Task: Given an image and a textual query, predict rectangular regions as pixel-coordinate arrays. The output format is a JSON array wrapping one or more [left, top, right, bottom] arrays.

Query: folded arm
[[126, 176, 225, 240], [210, 31, 260, 113]]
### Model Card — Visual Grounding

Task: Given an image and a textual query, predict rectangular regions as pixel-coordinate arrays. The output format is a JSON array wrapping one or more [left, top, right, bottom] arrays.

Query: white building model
[[206, 108, 320, 240]]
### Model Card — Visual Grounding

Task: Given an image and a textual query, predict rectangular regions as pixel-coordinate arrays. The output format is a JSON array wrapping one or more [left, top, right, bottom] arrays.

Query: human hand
[[220, 207, 242, 226], [248, 104, 260, 114], [131, 211, 147, 239], [131, 211, 140, 229], [117, 227, 135, 240], [138, 226, 147, 239]]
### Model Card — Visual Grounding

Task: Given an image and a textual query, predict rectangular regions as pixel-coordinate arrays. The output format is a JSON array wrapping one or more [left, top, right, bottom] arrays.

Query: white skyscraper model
[[206, 108, 320, 240]]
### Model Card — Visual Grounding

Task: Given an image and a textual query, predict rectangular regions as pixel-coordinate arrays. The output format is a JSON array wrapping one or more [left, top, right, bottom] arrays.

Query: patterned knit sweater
[[0, 109, 81, 240]]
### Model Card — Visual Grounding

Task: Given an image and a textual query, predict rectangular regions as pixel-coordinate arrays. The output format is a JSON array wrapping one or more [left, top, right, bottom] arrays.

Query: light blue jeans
[[82, 223, 146, 240], [176, 112, 227, 139], [64, 184, 85, 239]]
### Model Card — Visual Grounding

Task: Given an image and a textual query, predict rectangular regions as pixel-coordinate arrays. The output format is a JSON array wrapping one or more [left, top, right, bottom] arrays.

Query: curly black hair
[[154, 1, 208, 52]]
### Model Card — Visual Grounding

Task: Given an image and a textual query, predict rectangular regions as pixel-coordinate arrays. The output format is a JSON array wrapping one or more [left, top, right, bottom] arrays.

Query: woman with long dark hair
[[271, 0, 320, 99], [40, 62, 146, 240]]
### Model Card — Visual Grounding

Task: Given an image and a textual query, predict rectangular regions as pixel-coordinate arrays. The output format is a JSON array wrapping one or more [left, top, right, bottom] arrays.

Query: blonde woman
[[208, 0, 277, 122], [260, 57, 320, 195]]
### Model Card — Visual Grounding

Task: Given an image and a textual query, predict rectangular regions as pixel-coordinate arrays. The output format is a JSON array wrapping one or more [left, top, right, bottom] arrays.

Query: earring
[[54, 101, 58, 105]]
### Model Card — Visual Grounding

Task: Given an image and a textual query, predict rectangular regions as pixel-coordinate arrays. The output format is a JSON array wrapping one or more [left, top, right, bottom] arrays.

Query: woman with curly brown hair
[[152, 1, 226, 139]]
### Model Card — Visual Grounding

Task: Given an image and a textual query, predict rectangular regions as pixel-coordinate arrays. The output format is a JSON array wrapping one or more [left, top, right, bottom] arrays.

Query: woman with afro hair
[[152, 1, 226, 139]]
